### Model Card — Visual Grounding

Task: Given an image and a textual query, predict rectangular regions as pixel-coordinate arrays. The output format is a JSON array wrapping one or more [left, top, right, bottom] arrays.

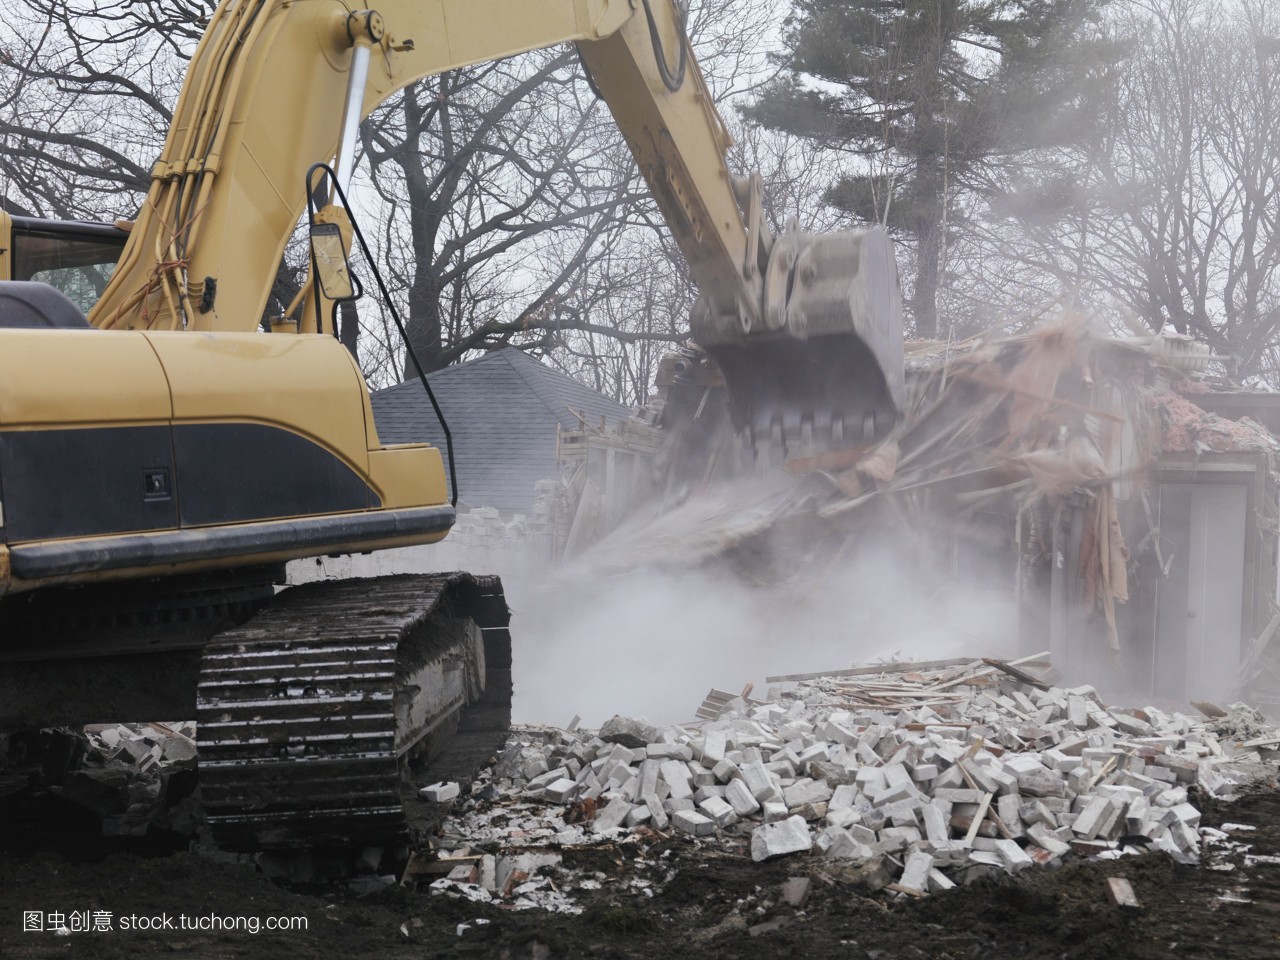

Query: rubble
[[430, 655, 1278, 910], [36, 722, 202, 837]]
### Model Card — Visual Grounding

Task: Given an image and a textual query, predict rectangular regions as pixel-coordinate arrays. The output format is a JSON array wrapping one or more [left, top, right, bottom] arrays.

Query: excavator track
[[195, 573, 511, 851]]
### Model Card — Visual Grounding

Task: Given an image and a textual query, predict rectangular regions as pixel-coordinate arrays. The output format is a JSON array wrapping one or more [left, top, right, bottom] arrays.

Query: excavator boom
[[85, 0, 903, 449]]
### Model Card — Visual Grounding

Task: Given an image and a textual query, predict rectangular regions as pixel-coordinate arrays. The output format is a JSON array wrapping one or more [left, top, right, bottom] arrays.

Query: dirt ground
[[2, 780, 1279, 960]]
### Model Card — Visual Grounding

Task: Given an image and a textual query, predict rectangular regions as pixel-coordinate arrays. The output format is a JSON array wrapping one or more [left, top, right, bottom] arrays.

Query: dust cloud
[[504, 489, 1018, 727]]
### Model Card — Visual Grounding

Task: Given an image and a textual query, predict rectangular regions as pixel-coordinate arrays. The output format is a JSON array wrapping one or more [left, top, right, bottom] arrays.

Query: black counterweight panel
[[173, 423, 377, 527], [0, 426, 178, 542]]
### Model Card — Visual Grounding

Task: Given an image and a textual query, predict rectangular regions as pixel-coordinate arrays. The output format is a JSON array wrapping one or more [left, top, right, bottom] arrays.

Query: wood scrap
[[983, 657, 1052, 691]]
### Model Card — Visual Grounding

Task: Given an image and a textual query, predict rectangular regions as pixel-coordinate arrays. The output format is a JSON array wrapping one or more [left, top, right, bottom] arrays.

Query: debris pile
[[48, 722, 201, 837], [428, 656, 1276, 907], [1155, 388, 1280, 455]]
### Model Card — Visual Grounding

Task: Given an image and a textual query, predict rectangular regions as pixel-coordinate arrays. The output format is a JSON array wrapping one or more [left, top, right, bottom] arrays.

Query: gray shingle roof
[[371, 348, 630, 511]]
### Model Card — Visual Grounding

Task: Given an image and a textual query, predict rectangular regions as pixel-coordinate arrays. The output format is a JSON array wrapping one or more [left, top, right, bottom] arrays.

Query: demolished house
[[554, 316, 1280, 713]]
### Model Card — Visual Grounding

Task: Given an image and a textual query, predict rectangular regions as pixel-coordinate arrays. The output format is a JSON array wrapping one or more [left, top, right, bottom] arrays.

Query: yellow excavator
[[0, 0, 903, 850]]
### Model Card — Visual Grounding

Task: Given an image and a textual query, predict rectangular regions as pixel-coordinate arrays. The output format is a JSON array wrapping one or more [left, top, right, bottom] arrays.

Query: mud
[[3, 783, 1279, 959]]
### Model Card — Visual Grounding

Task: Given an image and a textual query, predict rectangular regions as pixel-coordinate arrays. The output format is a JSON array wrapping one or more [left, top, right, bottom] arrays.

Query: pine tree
[[747, 0, 1118, 337]]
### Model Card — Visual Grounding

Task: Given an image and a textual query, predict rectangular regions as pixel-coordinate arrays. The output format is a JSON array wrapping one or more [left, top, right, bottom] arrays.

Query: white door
[[1156, 482, 1247, 703]]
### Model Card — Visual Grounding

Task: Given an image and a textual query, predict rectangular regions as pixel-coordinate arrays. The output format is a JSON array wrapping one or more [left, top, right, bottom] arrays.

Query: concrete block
[[645, 796, 669, 830], [1017, 772, 1067, 798], [922, 802, 950, 844], [808, 761, 854, 787], [992, 839, 1033, 873], [797, 743, 829, 765], [1040, 796, 1070, 814], [822, 719, 860, 746], [543, 778, 578, 804], [725, 778, 761, 816], [592, 799, 634, 834], [688, 762, 716, 788], [996, 794, 1024, 836], [783, 778, 833, 809], [665, 797, 695, 814], [848, 823, 877, 845], [478, 855, 497, 892], [712, 759, 741, 784], [898, 851, 934, 893], [1169, 803, 1201, 827], [762, 801, 789, 823], [934, 788, 985, 804], [793, 801, 829, 821], [883, 764, 913, 789], [1027, 823, 1071, 857], [829, 784, 859, 810], [871, 834, 908, 856], [1096, 784, 1143, 805], [647, 743, 693, 761], [856, 742, 881, 765], [986, 766, 1019, 796], [750, 815, 813, 861], [1170, 819, 1200, 852], [659, 760, 694, 799], [1004, 752, 1048, 775], [780, 876, 811, 908], [825, 829, 875, 860], [1112, 711, 1153, 736], [600, 716, 660, 748], [928, 868, 956, 892], [701, 730, 728, 766], [933, 765, 966, 789], [1095, 800, 1125, 840], [672, 809, 717, 837], [883, 798, 921, 827], [604, 761, 634, 787], [826, 806, 860, 829], [1154, 786, 1189, 807], [1072, 796, 1114, 839], [699, 795, 738, 827], [742, 761, 782, 802], [881, 825, 922, 845], [625, 805, 652, 828], [693, 785, 726, 803], [419, 781, 460, 802], [854, 767, 887, 793], [1152, 754, 1198, 783], [871, 781, 919, 807], [528, 766, 570, 789], [765, 759, 797, 779]]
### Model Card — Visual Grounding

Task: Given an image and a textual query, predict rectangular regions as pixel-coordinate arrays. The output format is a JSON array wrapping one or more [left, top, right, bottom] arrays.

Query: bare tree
[[967, 0, 1280, 376], [0, 0, 205, 217], [355, 50, 655, 380]]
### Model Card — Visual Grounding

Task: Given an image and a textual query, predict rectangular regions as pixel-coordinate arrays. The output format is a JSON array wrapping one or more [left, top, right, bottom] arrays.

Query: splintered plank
[[765, 657, 974, 683]]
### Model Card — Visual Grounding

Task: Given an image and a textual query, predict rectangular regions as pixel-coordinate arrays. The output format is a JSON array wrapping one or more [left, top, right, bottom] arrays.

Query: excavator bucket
[[693, 226, 905, 455]]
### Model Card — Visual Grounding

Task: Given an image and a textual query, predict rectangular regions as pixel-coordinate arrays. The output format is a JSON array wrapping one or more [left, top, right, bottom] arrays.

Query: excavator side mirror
[[309, 221, 355, 301]]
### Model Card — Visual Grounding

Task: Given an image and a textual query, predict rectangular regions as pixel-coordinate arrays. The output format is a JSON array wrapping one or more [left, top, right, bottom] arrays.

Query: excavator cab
[[0, 212, 129, 315]]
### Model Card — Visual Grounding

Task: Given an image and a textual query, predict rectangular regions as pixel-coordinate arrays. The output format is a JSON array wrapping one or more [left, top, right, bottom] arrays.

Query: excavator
[[0, 0, 903, 850]]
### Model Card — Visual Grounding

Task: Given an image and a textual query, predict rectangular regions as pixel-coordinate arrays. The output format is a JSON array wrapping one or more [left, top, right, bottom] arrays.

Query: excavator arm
[[1, 0, 904, 597], [88, 0, 903, 447]]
